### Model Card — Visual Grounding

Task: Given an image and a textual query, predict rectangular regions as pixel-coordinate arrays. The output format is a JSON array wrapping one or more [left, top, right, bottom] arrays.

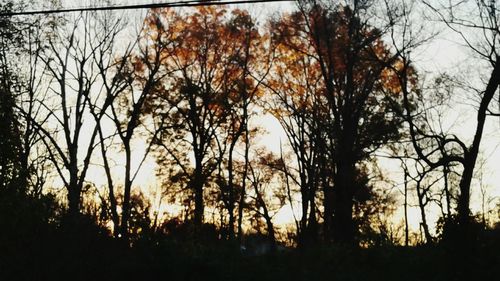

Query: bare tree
[[83, 10, 148, 238], [390, 0, 500, 237], [20, 11, 128, 225], [104, 13, 170, 239]]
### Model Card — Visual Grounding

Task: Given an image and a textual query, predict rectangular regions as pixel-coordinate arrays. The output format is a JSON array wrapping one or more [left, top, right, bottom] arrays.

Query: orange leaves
[[268, 13, 325, 112], [136, 5, 266, 131], [267, 4, 421, 120], [139, 5, 267, 95], [132, 57, 145, 73], [380, 67, 402, 95], [380, 59, 418, 97]]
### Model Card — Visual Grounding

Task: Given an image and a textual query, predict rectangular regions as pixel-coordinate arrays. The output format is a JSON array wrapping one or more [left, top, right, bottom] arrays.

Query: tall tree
[[213, 9, 266, 240], [265, 29, 328, 245], [269, 0, 407, 243], [145, 7, 263, 227], [86, 10, 152, 238], [246, 150, 287, 248]]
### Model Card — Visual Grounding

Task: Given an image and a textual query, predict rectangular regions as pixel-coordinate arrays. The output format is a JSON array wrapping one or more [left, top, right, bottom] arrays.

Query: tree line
[[1, 0, 500, 252]]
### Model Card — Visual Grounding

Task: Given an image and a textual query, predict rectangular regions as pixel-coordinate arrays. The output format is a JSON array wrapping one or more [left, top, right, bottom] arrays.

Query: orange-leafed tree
[[211, 9, 268, 240], [268, 0, 411, 244], [265, 40, 328, 246], [143, 6, 264, 228]]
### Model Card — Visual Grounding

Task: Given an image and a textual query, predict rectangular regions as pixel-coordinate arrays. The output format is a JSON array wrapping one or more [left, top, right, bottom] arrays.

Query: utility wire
[[0, 0, 293, 16]]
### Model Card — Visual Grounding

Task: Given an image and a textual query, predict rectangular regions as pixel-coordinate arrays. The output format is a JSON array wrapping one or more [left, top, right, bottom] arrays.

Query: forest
[[0, 0, 499, 280]]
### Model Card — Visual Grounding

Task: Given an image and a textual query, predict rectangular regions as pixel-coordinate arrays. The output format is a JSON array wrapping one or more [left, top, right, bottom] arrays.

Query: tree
[[145, 7, 264, 228], [268, 0, 407, 244], [246, 149, 288, 248], [80, 9, 151, 238], [20, 10, 128, 226], [390, 0, 500, 239], [92, 9, 171, 238], [19, 17, 53, 197], [265, 33, 327, 245], [212, 9, 267, 240], [0, 0, 51, 196]]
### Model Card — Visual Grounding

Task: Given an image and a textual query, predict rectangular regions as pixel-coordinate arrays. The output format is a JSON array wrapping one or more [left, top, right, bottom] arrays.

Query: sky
[[38, 0, 500, 237]]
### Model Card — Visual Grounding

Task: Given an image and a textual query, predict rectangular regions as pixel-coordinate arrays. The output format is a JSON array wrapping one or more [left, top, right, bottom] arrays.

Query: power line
[[0, 0, 293, 16]]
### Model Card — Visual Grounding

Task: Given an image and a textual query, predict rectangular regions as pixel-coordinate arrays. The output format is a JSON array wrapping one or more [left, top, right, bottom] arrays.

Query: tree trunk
[[237, 126, 249, 243], [457, 58, 500, 231], [404, 171, 409, 247], [193, 159, 204, 226], [298, 188, 309, 246], [67, 147, 81, 226], [264, 215, 276, 252], [227, 197, 235, 240], [306, 191, 318, 245], [97, 125, 120, 237], [227, 138, 238, 240], [253, 178, 276, 251], [415, 180, 432, 244], [67, 180, 81, 223], [120, 142, 132, 239], [323, 181, 334, 242], [443, 165, 451, 217], [332, 161, 355, 244]]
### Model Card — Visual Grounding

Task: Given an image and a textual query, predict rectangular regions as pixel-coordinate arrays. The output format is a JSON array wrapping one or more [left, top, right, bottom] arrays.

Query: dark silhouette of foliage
[[0, 0, 24, 191]]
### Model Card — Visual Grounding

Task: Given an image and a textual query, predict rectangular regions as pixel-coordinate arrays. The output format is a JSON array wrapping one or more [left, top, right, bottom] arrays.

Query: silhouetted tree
[[269, 0, 407, 243], [246, 149, 288, 248], [19, 10, 132, 226], [390, 0, 500, 240], [211, 9, 266, 240], [91, 9, 168, 239], [0, 1, 24, 191], [144, 7, 265, 229], [265, 36, 327, 246]]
